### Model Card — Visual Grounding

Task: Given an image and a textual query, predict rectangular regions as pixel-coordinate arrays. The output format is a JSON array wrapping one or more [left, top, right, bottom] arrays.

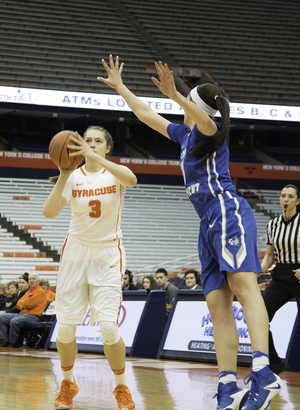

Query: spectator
[[142, 275, 158, 291], [5, 281, 18, 308], [40, 278, 56, 302], [184, 269, 203, 290], [0, 273, 30, 315], [155, 268, 178, 315], [122, 270, 138, 291], [0, 283, 6, 311], [260, 184, 300, 375], [0, 273, 47, 348]]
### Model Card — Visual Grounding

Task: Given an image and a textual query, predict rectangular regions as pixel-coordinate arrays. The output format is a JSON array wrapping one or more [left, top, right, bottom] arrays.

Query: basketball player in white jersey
[[43, 126, 137, 410]]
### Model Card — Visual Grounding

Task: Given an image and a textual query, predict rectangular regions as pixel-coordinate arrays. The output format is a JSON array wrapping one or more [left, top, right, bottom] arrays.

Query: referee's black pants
[[263, 279, 300, 365]]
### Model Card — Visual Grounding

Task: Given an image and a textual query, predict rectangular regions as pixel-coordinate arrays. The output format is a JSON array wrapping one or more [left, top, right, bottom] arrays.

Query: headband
[[190, 86, 217, 117], [18, 275, 29, 282]]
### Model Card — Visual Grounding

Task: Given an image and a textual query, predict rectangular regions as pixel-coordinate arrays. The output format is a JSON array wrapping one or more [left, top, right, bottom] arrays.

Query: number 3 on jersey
[[89, 200, 101, 218]]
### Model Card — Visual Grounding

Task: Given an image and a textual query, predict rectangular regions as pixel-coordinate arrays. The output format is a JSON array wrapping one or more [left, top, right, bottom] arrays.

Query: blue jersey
[[167, 122, 235, 216], [167, 121, 262, 296]]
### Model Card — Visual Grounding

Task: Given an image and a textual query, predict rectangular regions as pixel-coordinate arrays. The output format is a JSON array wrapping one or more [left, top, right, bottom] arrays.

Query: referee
[[260, 184, 300, 374]]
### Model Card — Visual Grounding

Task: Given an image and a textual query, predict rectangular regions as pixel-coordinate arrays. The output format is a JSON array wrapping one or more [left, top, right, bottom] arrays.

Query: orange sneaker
[[54, 378, 79, 409], [113, 384, 135, 410]]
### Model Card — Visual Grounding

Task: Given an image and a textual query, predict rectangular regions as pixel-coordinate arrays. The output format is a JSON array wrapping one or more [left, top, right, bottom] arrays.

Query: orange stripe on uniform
[[80, 166, 87, 176], [117, 240, 123, 325], [115, 186, 123, 239], [60, 234, 69, 262]]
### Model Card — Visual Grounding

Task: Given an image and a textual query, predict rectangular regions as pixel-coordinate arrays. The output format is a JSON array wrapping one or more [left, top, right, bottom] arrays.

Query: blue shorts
[[199, 191, 262, 297]]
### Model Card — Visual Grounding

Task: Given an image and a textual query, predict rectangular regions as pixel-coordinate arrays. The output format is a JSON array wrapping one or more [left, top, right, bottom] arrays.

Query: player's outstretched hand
[[151, 61, 177, 100], [97, 54, 124, 90]]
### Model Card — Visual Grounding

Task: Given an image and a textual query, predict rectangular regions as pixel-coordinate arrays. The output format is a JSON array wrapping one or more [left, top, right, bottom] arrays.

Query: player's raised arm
[[97, 55, 171, 139], [152, 61, 217, 136]]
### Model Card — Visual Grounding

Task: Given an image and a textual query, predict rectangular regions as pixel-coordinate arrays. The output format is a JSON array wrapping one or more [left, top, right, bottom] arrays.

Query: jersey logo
[[76, 183, 83, 186], [209, 219, 217, 228], [228, 236, 240, 246], [72, 185, 117, 198]]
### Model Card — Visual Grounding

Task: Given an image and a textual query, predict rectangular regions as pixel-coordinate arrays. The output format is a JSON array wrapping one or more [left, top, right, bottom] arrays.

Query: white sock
[[219, 371, 237, 385], [61, 365, 74, 382], [252, 354, 269, 372], [114, 373, 126, 386], [113, 367, 126, 386]]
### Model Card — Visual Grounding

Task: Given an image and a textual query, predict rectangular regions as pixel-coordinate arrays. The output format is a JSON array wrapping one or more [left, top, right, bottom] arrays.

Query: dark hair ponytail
[[191, 84, 230, 161]]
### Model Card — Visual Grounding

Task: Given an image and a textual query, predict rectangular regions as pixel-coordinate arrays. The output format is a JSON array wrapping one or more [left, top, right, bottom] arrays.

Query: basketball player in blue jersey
[[98, 55, 283, 410]]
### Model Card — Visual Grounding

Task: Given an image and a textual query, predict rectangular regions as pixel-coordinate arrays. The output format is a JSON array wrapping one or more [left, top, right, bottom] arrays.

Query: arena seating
[[0, 177, 201, 283], [0, 0, 299, 105], [0, 177, 275, 286]]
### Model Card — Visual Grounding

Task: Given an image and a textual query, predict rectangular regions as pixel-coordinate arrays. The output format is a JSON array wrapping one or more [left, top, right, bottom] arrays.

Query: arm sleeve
[[167, 123, 189, 144], [5, 306, 21, 314]]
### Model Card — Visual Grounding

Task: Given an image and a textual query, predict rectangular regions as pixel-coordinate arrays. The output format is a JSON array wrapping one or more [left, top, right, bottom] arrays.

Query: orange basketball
[[49, 130, 84, 170]]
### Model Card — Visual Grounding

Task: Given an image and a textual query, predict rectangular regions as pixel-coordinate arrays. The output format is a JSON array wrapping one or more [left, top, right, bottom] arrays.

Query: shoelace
[[212, 386, 222, 402], [244, 372, 260, 402], [115, 388, 132, 405], [57, 381, 73, 403]]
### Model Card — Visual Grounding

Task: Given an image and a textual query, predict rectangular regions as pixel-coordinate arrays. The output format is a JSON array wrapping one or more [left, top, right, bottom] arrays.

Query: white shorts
[[55, 237, 125, 325]]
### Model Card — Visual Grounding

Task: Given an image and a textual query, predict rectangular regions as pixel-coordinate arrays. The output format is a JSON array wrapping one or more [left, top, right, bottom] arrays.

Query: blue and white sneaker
[[241, 366, 283, 410], [214, 381, 250, 410]]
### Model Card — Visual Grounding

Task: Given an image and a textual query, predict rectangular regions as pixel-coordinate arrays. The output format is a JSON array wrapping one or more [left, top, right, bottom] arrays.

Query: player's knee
[[57, 322, 77, 344], [99, 321, 120, 345]]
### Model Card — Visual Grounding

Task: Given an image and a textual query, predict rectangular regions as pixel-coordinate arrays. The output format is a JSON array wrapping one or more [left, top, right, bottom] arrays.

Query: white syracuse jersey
[[62, 164, 126, 247]]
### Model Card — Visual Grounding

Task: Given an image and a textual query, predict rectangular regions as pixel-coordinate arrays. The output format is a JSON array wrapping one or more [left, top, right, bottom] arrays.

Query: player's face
[[143, 278, 151, 289], [84, 129, 111, 158], [185, 273, 196, 289], [280, 187, 300, 214], [18, 279, 29, 292], [155, 273, 168, 288]]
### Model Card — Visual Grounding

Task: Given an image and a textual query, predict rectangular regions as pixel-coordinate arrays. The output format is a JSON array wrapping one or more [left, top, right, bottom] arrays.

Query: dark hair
[[282, 184, 300, 213], [124, 269, 133, 283], [84, 125, 114, 156], [155, 268, 168, 277], [191, 84, 230, 162], [18, 272, 29, 282], [184, 269, 201, 284], [142, 275, 158, 290]]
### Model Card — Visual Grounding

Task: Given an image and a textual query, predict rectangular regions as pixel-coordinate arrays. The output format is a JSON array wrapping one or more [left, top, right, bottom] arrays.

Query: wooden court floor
[[0, 348, 299, 410]]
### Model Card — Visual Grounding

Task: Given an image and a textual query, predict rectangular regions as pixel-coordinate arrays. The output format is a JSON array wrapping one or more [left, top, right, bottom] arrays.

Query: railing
[[237, 180, 263, 205], [134, 253, 201, 282]]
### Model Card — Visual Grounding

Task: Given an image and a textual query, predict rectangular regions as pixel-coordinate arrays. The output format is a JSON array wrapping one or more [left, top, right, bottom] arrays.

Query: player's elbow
[[43, 206, 57, 219], [127, 174, 138, 188]]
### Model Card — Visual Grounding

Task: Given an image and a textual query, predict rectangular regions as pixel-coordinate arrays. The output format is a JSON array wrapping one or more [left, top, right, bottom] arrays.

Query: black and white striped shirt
[[266, 213, 300, 264]]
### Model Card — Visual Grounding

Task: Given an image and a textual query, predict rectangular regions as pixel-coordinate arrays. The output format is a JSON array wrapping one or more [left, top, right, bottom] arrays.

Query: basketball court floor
[[0, 348, 299, 410]]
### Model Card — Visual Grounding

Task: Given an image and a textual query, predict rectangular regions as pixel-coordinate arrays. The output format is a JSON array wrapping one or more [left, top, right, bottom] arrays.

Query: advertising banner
[[162, 296, 297, 364], [49, 300, 146, 352]]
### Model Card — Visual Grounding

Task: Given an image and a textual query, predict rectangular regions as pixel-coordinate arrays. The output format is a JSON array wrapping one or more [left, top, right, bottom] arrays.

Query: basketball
[[49, 130, 84, 170]]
